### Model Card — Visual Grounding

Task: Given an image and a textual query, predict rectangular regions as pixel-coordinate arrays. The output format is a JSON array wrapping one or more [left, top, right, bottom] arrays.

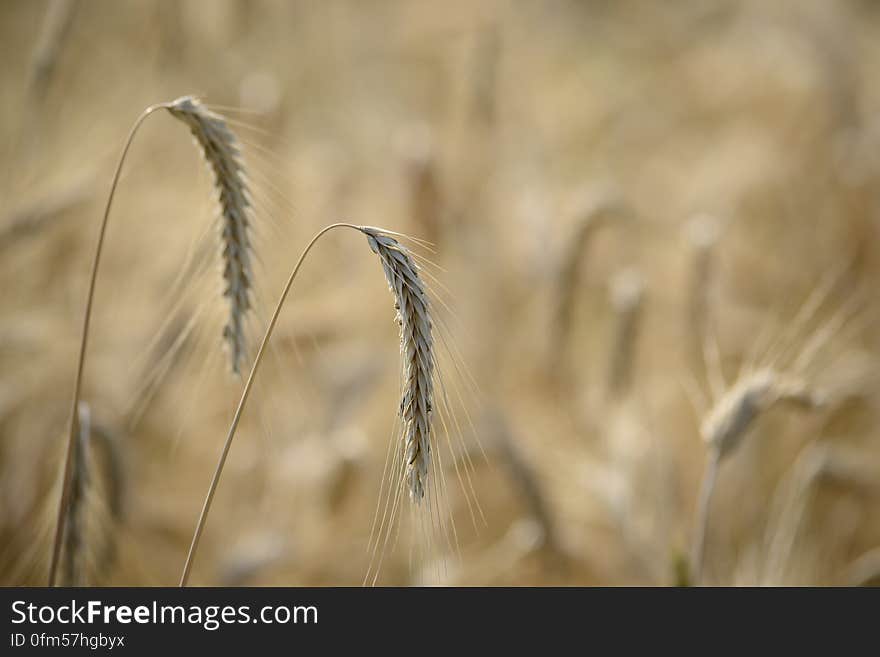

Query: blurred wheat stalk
[[179, 223, 439, 586]]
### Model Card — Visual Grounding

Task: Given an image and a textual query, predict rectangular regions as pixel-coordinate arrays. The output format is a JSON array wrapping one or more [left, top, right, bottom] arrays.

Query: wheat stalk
[[49, 97, 250, 585], [180, 223, 438, 585], [691, 368, 823, 583], [606, 268, 645, 400], [701, 369, 820, 459], [49, 102, 162, 586], [548, 185, 628, 379], [167, 96, 253, 375], [759, 443, 877, 583]]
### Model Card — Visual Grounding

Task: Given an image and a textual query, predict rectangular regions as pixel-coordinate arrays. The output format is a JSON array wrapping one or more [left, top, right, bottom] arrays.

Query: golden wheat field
[[2, 0, 880, 587]]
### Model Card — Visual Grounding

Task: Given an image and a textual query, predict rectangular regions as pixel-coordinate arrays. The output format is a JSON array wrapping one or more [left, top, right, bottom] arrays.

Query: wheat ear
[[690, 368, 822, 582], [180, 223, 436, 585], [167, 96, 253, 375], [363, 227, 434, 501]]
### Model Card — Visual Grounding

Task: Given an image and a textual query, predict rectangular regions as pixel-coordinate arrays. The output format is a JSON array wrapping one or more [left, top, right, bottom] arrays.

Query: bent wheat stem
[[180, 222, 358, 586], [49, 103, 168, 586], [180, 222, 437, 585]]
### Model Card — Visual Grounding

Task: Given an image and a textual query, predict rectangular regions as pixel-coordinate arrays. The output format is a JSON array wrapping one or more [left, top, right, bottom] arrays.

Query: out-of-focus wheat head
[[40, 403, 123, 587], [549, 184, 629, 381], [606, 268, 645, 400], [701, 368, 823, 459]]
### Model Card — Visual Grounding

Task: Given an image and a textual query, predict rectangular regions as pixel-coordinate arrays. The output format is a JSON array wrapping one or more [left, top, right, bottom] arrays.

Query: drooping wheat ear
[[180, 223, 438, 585], [606, 268, 645, 400], [548, 184, 629, 378], [167, 96, 253, 375], [363, 227, 435, 502], [700, 368, 821, 459], [691, 368, 823, 583]]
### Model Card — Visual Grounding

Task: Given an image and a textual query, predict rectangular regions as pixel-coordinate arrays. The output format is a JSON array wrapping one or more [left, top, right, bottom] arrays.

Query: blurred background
[[2, 0, 880, 586]]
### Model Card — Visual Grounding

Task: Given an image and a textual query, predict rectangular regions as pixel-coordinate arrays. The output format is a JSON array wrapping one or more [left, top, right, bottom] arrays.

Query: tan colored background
[[1, 0, 879, 586]]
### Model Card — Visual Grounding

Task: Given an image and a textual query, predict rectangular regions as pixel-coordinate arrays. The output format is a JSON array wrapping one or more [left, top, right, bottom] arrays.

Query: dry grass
[[692, 368, 824, 581], [2, 0, 880, 588]]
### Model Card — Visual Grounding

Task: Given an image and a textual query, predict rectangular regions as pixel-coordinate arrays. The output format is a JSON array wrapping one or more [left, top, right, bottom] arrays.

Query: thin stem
[[179, 222, 361, 586], [691, 447, 721, 585], [48, 103, 168, 586]]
